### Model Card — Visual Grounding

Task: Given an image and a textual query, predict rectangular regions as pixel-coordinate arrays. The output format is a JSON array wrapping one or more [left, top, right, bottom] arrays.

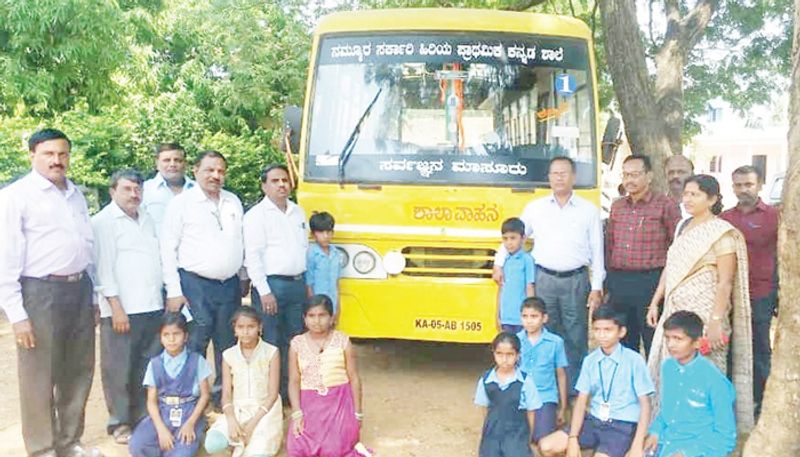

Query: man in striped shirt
[[605, 154, 681, 356]]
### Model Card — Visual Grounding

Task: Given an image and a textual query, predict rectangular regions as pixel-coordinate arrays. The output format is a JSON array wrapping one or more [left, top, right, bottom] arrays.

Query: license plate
[[413, 318, 483, 332]]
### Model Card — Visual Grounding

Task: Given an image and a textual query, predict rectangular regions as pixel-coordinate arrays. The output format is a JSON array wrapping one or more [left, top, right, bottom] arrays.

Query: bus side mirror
[[601, 116, 622, 166], [282, 105, 302, 154]]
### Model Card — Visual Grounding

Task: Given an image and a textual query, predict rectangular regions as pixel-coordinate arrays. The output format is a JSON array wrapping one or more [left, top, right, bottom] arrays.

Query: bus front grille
[[400, 246, 495, 278]]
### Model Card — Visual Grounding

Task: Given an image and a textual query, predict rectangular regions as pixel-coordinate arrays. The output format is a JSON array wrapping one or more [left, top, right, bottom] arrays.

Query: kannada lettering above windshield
[[318, 33, 588, 70]]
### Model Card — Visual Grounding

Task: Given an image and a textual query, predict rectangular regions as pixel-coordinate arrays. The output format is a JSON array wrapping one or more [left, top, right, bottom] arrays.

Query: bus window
[[305, 33, 597, 188]]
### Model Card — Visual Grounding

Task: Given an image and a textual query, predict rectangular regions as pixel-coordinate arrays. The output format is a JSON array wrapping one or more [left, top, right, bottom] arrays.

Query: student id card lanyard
[[598, 359, 618, 422], [169, 406, 183, 427]]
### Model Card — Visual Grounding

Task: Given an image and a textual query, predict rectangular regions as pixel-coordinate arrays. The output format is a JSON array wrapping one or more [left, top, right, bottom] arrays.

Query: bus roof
[[315, 8, 592, 40]]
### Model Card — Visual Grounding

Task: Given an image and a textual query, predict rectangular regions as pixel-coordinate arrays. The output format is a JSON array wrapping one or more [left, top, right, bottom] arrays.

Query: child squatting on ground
[[204, 306, 283, 457], [475, 331, 543, 457], [129, 312, 212, 457], [497, 217, 536, 334], [305, 211, 344, 326], [539, 306, 655, 457], [516, 297, 570, 450], [644, 310, 737, 457]]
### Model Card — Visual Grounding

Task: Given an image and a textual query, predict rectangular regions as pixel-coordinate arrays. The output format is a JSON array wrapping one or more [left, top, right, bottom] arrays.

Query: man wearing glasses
[[493, 156, 605, 395], [605, 154, 681, 356]]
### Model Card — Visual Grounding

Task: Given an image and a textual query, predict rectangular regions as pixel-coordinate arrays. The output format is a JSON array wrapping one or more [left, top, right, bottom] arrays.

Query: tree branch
[[648, 0, 655, 47], [569, 0, 576, 17], [678, 0, 720, 50], [502, 0, 549, 11], [591, 0, 599, 39]]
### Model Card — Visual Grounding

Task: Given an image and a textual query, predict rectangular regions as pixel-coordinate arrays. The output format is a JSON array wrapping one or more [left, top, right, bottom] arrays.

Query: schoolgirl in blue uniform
[[129, 312, 212, 457], [474, 332, 542, 457]]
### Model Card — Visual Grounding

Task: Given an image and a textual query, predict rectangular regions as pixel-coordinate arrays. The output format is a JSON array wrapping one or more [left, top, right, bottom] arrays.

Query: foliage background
[[0, 0, 791, 206]]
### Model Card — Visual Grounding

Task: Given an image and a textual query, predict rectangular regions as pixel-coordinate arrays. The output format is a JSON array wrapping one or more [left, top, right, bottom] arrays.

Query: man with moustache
[[493, 156, 604, 393], [161, 151, 247, 405], [0, 129, 100, 457], [243, 164, 308, 399], [721, 165, 779, 416], [605, 155, 681, 356], [142, 143, 195, 236], [664, 155, 694, 219], [92, 169, 164, 445]]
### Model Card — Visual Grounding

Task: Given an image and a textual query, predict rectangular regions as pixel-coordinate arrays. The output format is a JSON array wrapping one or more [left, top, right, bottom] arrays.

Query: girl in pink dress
[[286, 295, 371, 457]]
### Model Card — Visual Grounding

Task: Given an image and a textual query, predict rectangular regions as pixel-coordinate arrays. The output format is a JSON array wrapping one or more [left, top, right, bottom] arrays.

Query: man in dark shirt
[[605, 154, 681, 356], [720, 165, 779, 416]]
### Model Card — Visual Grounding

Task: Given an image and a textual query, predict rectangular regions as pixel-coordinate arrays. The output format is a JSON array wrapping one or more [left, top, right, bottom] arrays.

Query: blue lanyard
[[598, 358, 619, 403]]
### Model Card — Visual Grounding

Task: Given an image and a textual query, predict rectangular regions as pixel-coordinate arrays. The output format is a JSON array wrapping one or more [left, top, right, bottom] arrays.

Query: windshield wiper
[[338, 88, 383, 186]]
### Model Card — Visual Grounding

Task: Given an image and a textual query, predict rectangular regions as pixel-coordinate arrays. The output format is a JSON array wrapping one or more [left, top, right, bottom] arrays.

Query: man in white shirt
[[142, 143, 194, 235], [92, 169, 163, 445], [493, 156, 605, 394], [0, 129, 100, 457], [160, 150, 247, 405], [243, 164, 308, 398]]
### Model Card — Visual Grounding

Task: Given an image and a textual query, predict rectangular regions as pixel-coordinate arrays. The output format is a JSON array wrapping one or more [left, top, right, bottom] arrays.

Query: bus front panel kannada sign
[[317, 33, 589, 70]]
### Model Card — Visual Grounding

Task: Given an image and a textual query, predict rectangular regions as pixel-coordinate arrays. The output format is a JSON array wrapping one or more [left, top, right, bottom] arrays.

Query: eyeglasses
[[210, 207, 223, 231], [622, 171, 646, 179]]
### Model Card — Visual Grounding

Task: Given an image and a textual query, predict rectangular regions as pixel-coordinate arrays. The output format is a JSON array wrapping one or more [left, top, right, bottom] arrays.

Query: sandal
[[112, 425, 132, 445]]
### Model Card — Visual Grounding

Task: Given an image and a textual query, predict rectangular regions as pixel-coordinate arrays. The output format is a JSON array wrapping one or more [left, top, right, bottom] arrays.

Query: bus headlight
[[382, 251, 406, 275], [336, 246, 349, 269], [353, 251, 377, 274]]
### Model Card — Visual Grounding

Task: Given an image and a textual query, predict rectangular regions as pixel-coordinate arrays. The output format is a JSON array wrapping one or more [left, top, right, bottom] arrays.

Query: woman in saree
[[645, 174, 755, 432]]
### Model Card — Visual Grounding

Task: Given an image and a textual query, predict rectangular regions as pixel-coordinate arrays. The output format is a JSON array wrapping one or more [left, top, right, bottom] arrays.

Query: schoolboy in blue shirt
[[517, 297, 569, 445], [305, 211, 344, 323], [539, 306, 654, 457], [497, 217, 535, 334], [644, 311, 737, 457]]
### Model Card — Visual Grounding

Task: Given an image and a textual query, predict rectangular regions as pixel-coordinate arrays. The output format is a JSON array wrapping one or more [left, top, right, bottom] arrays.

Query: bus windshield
[[305, 33, 597, 187]]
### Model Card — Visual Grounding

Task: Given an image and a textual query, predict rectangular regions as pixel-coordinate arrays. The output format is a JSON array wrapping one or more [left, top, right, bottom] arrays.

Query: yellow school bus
[[295, 8, 601, 343]]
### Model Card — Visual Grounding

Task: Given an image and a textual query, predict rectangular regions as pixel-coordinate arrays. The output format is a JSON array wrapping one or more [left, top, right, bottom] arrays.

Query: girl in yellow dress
[[204, 307, 283, 457]]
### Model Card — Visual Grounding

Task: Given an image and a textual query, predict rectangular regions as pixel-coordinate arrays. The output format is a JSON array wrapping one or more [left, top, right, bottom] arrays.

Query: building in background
[[687, 99, 788, 208]]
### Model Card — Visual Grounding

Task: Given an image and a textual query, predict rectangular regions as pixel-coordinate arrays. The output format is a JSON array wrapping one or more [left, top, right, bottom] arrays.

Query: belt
[[160, 395, 196, 406], [268, 274, 304, 281], [536, 265, 586, 278], [22, 271, 86, 283]]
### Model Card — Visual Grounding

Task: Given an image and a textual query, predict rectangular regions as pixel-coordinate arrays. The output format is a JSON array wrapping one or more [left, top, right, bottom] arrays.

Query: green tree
[[599, 0, 791, 189], [0, 0, 128, 115]]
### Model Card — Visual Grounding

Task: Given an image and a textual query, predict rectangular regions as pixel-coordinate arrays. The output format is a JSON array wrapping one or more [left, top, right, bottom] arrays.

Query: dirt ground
[[0, 320, 490, 457]]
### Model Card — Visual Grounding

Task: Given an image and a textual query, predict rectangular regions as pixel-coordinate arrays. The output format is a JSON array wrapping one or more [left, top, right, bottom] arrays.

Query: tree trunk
[[599, 0, 673, 192], [599, 0, 718, 192], [742, 1, 800, 453], [654, 39, 685, 156]]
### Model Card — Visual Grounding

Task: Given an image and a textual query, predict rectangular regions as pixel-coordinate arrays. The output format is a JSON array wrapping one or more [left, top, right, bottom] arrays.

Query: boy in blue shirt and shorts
[[644, 310, 737, 457], [517, 297, 569, 447], [496, 217, 535, 333], [305, 211, 344, 324], [539, 306, 654, 457]]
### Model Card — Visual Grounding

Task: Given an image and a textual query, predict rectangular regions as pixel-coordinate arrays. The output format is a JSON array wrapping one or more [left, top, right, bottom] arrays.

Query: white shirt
[[142, 173, 194, 236], [92, 201, 163, 318], [495, 193, 605, 290], [0, 171, 93, 323], [243, 197, 308, 295], [161, 186, 244, 297]]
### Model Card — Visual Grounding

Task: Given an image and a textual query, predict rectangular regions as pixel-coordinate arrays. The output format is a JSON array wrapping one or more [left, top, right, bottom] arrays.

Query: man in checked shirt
[[605, 154, 681, 356]]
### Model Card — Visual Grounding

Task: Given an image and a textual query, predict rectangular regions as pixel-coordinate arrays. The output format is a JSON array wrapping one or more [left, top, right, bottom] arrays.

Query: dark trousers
[[100, 310, 162, 433], [18, 276, 94, 456], [252, 276, 306, 400], [536, 268, 590, 394], [607, 269, 661, 357], [752, 294, 776, 414], [179, 269, 241, 405]]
